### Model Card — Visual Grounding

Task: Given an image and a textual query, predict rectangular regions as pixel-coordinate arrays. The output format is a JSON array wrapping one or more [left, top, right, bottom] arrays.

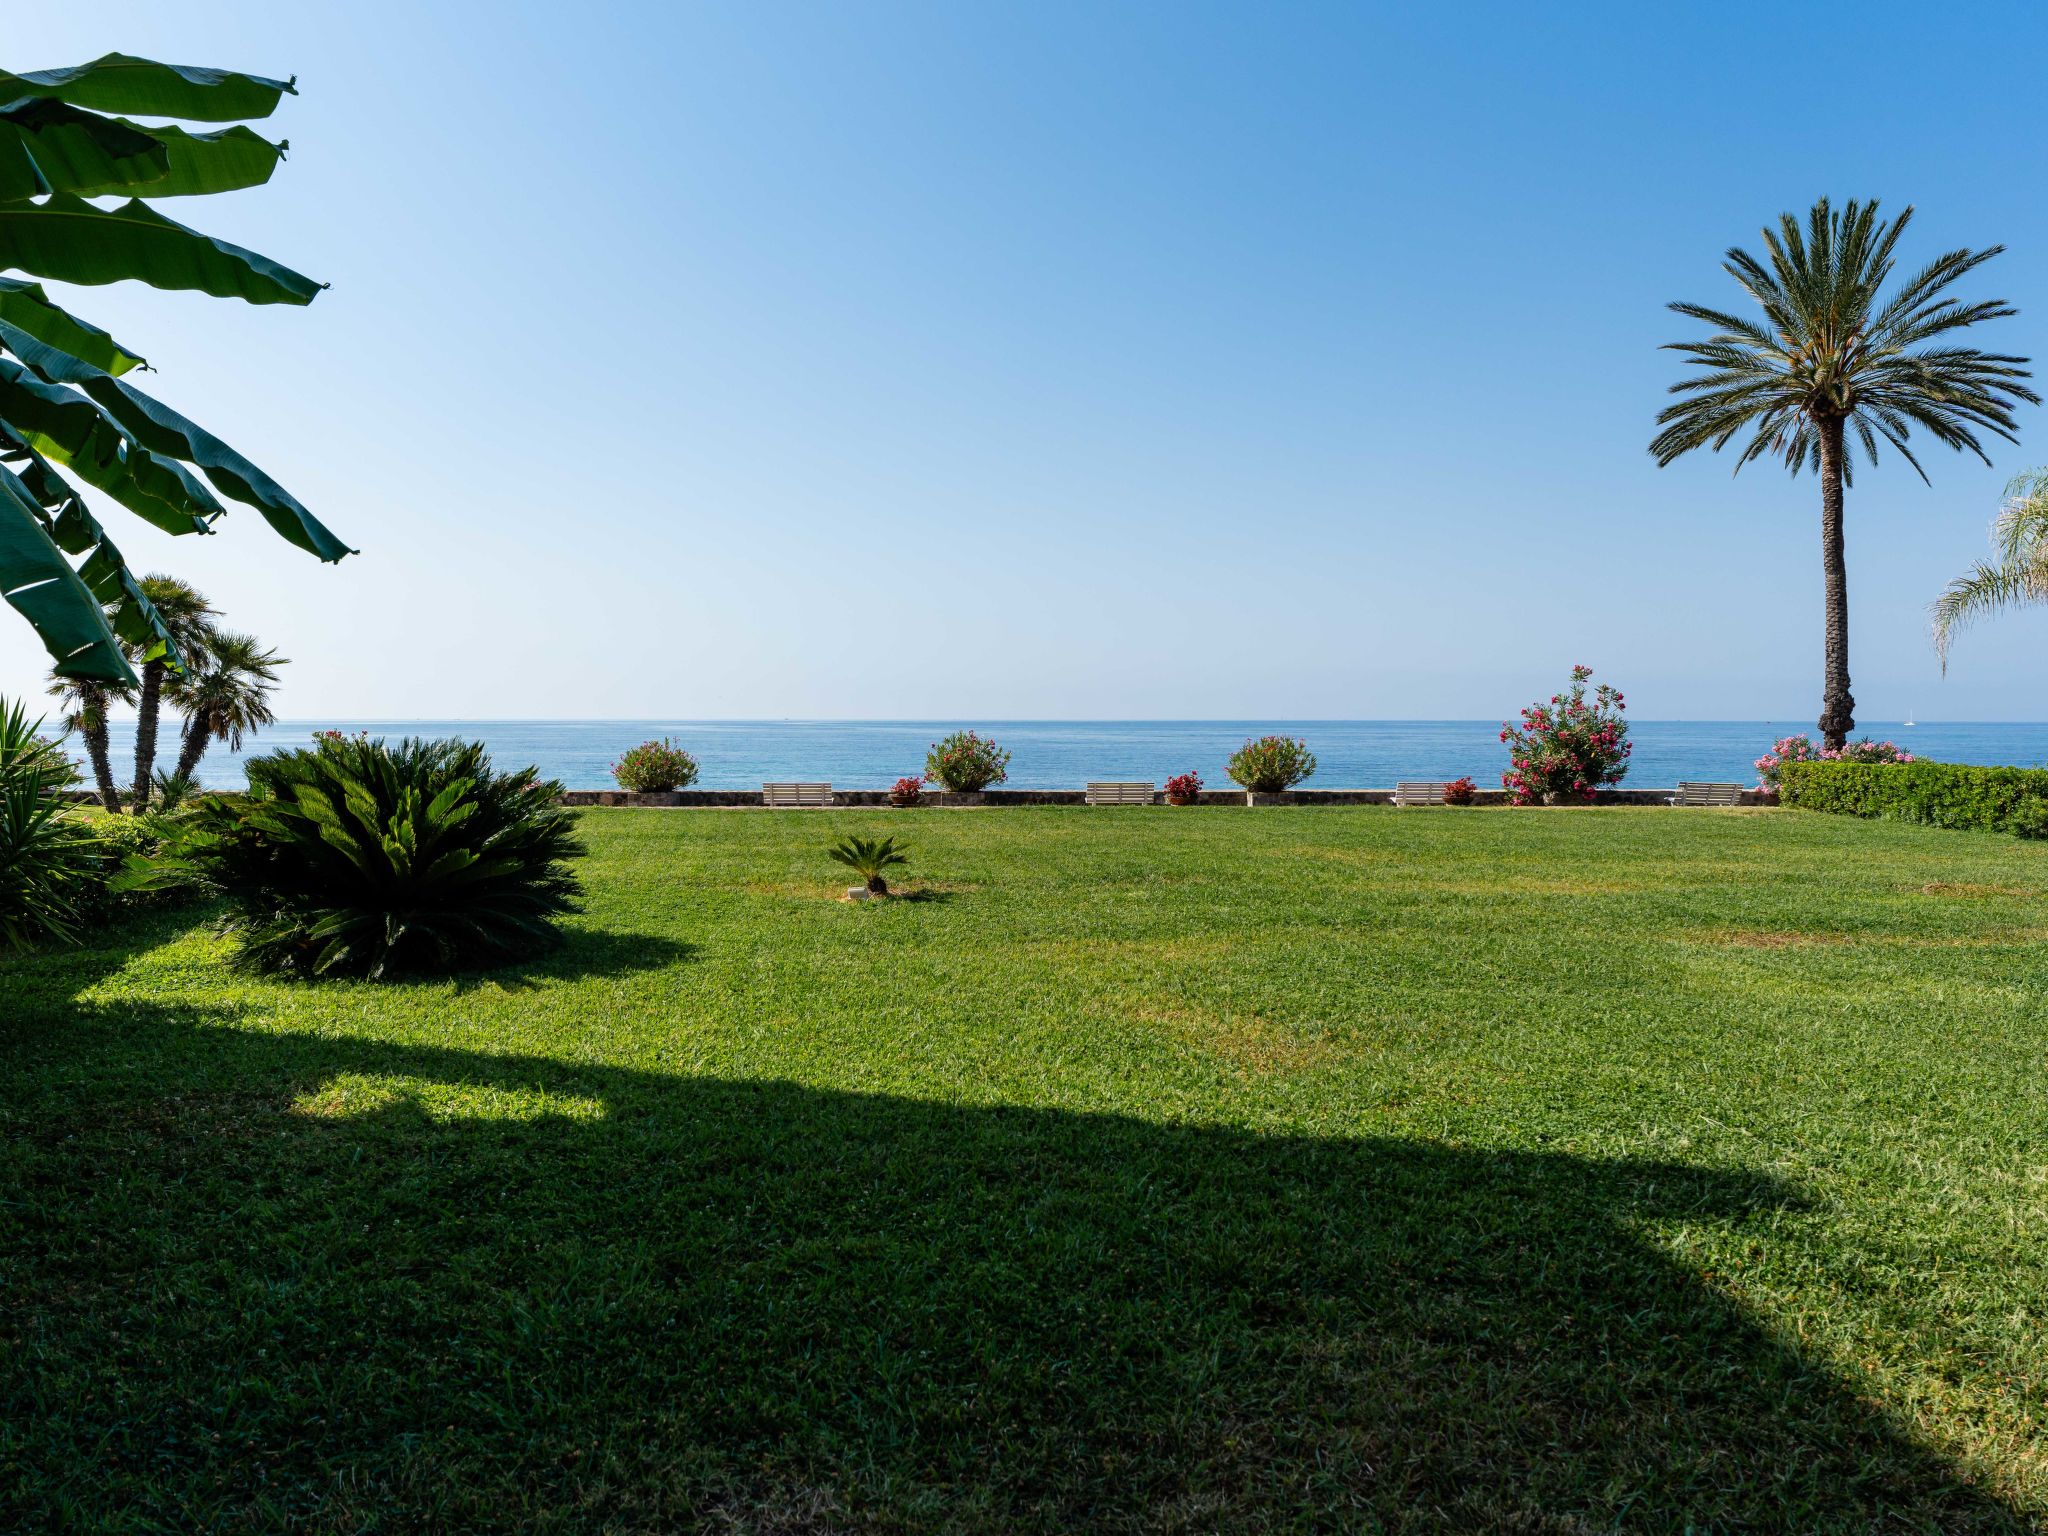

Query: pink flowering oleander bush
[[925, 731, 1010, 792], [1500, 666, 1631, 805], [611, 739, 699, 793], [889, 776, 925, 807], [1754, 733, 1914, 792], [1165, 771, 1203, 801], [1227, 737, 1316, 793]]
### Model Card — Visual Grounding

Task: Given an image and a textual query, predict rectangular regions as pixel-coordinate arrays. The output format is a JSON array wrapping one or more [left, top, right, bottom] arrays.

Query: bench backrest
[[1392, 781, 1450, 806], [1674, 781, 1744, 806], [1084, 781, 1155, 805], [762, 782, 833, 807]]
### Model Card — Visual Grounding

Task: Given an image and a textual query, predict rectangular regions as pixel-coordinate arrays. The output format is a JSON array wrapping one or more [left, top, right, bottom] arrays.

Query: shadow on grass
[[0, 999, 2027, 1531], [455, 925, 702, 989]]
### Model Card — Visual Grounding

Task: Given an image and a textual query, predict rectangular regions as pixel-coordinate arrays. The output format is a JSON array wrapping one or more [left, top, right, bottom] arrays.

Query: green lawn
[[5, 806, 2046, 1531]]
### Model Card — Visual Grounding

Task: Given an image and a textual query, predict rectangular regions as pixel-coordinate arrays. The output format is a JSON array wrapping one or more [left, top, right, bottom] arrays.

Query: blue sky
[[6, 1, 2048, 722]]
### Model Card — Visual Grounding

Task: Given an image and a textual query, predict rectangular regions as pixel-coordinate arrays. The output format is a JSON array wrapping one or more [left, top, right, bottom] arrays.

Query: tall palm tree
[[46, 675, 136, 814], [1930, 469, 2048, 668], [128, 576, 217, 811], [1651, 198, 2036, 747], [167, 630, 288, 783]]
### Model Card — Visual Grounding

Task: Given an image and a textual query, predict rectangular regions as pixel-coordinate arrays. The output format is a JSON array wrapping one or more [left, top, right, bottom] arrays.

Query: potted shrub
[[1227, 736, 1315, 805], [611, 738, 699, 796], [1500, 665, 1630, 805], [1164, 771, 1202, 806], [889, 775, 925, 808], [1442, 775, 1477, 806], [925, 730, 1009, 803], [829, 834, 908, 900]]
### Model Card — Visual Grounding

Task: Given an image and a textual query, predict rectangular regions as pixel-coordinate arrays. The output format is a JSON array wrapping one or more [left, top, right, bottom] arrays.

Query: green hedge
[[1778, 760, 2048, 839]]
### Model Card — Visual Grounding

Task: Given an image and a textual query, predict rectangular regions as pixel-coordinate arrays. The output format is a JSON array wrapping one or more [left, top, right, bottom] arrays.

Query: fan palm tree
[[1651, 198, 2036, 747], [167, 629, 287, 783], [127, 575, 215, 810], [1930, 469, 2048, 668], [46, 673, 135, 813]]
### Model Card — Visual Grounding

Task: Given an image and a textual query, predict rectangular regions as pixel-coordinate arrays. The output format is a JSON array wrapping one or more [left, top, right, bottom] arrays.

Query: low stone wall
[[559, 787, 1769, 808]]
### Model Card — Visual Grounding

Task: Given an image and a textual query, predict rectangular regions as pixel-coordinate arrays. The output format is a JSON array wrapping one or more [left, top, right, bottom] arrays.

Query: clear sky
[[5, 1, 2048, 722]]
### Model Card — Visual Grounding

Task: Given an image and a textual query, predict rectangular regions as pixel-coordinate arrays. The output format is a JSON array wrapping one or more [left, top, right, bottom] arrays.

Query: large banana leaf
[[0, 100, 163, 202], [0, 277, 144, 373], [0, 361, 222, 535], [0, 53, 294, 122], [0, 461, 131, 682], [0, 193, 322, 304], [0, 101, 285, 201], [0, 319, 351, 562], [96, 121, 285, 198], [7, 442, 177, 663]]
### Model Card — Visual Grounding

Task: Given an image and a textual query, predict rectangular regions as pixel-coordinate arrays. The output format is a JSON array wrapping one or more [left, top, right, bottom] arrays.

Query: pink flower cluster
[[1754, 734, 1915, 791], [1499, 664, 1632, 805], [1165, 771, 1203, 798]]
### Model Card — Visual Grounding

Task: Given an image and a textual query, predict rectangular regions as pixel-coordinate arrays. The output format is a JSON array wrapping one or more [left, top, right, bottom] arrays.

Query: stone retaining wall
[[558, 787, 1768, 808]]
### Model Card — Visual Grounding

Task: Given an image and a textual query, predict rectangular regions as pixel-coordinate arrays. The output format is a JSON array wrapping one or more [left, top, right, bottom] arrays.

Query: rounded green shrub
[[129, 734, 584, 978], [611, 738, 699, 792], [925, 731, 1010, 792], [1226, 736, 1317, 793]]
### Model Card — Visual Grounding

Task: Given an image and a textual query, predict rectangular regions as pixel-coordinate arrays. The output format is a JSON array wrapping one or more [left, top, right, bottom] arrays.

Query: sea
[[83, 719, 2048, 794]]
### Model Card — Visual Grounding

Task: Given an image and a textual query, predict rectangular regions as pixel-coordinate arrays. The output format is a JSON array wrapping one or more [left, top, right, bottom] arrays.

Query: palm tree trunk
[[173, 718, 211, 783], [79, 687, 123, 814], [130, 658, 165, 811], [1816, 416, 1856, 750]]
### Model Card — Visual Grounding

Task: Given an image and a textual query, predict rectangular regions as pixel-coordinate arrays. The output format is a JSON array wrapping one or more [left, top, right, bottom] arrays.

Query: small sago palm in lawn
[[1930, 468, 2048, 668], [829, 835, 909, 895], [1652, 197, 2036, 748]]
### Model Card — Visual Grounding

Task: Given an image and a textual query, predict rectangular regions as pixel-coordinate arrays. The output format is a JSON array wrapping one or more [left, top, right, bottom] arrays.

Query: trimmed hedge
[[1778, 759, 2048, 839]]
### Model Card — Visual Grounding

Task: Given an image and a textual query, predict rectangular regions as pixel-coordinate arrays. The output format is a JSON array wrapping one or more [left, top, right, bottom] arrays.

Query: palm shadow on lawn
[[0, 979, 2026, 1530]]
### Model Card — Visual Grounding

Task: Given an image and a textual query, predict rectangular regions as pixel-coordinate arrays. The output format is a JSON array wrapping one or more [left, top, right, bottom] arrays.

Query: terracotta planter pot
[[1166, 793, 1196, 807], [889, 793, 921, 808]]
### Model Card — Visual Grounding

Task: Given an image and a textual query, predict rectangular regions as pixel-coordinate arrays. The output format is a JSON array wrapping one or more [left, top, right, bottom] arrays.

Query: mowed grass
[[4, 805, 2047, 1531]]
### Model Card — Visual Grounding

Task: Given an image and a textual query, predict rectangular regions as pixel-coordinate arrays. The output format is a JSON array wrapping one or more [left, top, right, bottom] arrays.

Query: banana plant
[[0, 53, 352, 685]]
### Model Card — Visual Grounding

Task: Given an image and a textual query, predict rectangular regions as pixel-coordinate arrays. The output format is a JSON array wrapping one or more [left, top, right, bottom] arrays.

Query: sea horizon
[[79, 718, 2048, 794]]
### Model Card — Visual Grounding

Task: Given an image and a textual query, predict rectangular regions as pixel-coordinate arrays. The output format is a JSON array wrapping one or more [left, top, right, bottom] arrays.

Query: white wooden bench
[[1084, 781, 1155, 805], [1392, 781, 1451, 807], [762, 782, 833, 807], [1671, 781, 1744, 807]]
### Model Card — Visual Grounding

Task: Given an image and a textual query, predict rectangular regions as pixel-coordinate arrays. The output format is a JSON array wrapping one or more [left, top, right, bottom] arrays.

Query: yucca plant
[[126, 734, 584, 978], [0, 694, 93, 952], [1652, 198, 2035, 747], [828, 834, 909, 895]]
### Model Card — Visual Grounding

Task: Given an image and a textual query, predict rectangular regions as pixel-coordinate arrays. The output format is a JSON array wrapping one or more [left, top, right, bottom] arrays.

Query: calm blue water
[[83, 719, 2048, 793]]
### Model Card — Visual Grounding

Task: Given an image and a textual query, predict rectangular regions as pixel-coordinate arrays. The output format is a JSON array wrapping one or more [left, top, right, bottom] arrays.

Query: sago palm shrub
[[1652, 197, 2035, 747], [127, 734, 584, 978], [828, 835, 909, 895]]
